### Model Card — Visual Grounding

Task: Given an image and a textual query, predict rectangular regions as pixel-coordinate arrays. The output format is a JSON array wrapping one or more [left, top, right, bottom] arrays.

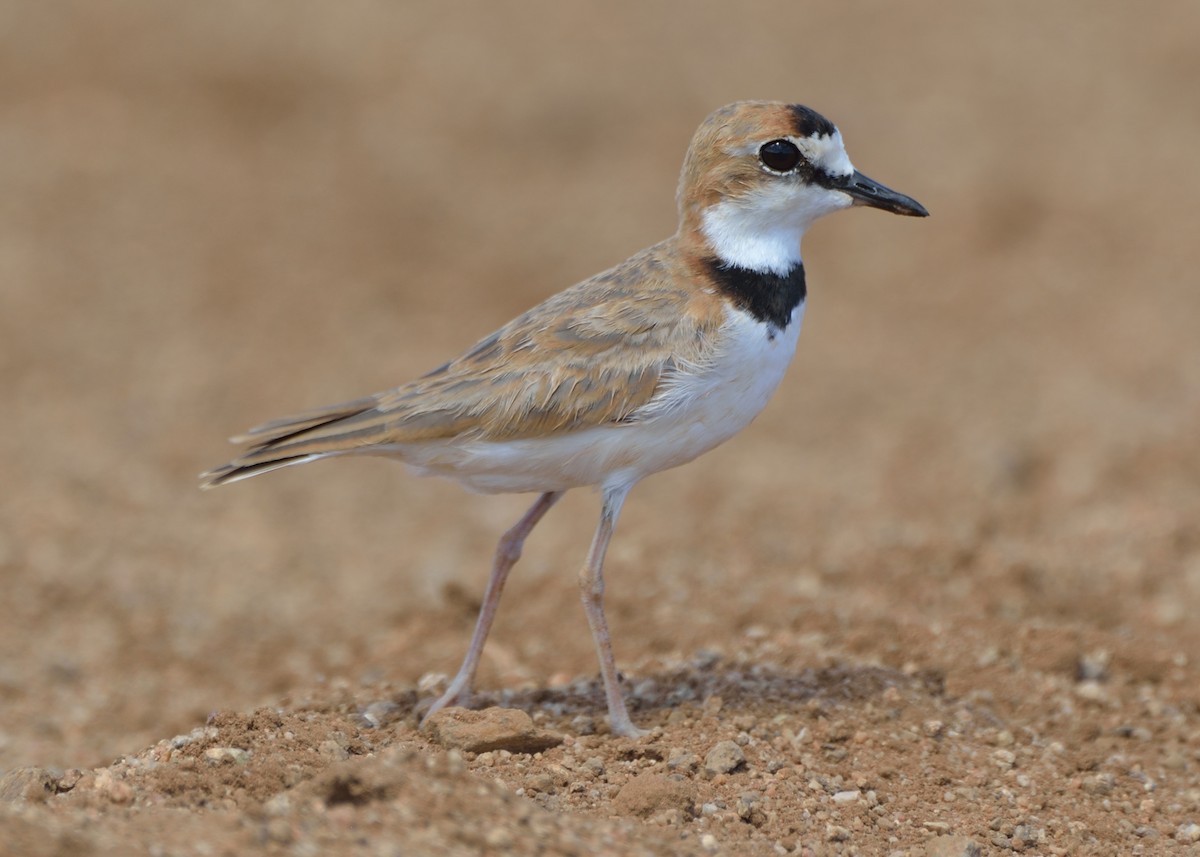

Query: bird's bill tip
[[844, 170, 928, 217]]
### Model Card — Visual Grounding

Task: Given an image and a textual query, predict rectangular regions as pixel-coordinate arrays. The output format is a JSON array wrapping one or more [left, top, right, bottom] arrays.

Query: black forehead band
[[788, 104, 837, 139]]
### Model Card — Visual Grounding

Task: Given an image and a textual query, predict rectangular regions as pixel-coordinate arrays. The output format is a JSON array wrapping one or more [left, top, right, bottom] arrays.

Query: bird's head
[[678, 101, 927, 275]]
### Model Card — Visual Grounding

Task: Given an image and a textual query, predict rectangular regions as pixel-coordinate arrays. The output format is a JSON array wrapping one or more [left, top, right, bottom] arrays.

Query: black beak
[[842, 170, 928, 217]]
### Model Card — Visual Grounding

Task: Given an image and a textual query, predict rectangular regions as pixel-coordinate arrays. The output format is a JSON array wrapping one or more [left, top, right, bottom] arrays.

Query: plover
[[201, 101, 928, 737]]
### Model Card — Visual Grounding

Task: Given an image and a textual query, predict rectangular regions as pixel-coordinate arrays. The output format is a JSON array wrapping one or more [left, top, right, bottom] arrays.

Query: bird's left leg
[[421, 490, 563, 726]]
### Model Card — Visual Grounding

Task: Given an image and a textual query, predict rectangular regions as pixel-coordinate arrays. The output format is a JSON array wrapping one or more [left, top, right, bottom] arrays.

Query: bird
[[201, 101, 928, 738]]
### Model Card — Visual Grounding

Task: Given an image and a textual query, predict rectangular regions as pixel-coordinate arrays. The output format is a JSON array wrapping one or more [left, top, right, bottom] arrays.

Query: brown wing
[[201, 244, 725, 486]]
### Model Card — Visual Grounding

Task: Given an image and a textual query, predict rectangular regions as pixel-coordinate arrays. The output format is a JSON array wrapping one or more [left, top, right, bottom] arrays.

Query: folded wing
[[200, 249, 723, 488]]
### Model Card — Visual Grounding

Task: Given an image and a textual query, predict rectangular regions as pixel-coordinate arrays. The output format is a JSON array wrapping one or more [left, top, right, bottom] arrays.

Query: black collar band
[[703, 258, 806, 330]]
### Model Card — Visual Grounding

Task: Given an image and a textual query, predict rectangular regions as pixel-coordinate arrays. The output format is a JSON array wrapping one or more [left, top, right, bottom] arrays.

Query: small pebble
[[92, 770, 133, 805], [318, 740, 350, 761], [1082, 773, 1115, 795], [204, 747, 251, 765], [425, 707, 562, 754], [416, 672, 447, 694], [358, 700, 400, 728], [570, 715, 596, 736], [922, 835, 983, 857], [1013, 824, 1042, 844], [825, 824, 850, 842], [1176, 823, 1200, 843], [612, 773, 696, 820], [736, 791, 766, 826], [704, 740, 746, 776], [667, 752, 699, 774], [0, 768, 58, 803], [1076, 649, 1111, 681]]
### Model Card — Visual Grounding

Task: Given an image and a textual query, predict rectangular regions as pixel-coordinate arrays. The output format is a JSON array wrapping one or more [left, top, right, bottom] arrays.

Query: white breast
[[390, 303, 804, 494]]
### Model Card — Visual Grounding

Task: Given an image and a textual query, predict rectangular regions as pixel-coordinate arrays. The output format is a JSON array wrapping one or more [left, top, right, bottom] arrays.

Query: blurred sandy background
[[2, 1, 1199, 853]]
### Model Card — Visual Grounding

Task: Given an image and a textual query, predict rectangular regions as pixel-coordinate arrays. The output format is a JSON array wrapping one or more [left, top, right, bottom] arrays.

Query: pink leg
[[578, 483, 646, 738], [421, 491, 563, 725]]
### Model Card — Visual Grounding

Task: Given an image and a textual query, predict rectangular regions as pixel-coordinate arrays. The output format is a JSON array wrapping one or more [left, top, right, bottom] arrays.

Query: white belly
[[392, 304, 804, 494]]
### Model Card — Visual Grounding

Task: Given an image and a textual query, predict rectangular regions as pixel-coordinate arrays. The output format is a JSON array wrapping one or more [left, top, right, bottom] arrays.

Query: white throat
[[700, 183, 853, 275], [701, 208, 803, 274]]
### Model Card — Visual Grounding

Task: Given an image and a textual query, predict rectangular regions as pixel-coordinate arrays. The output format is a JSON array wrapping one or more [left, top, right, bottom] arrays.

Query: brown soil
[[2, 2, 1199, 855]]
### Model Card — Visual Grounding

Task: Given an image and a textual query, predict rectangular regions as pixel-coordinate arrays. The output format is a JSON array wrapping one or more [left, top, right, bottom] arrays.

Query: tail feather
[[201, 396, 383, 490], [229, 396, 378, 445], [199, 454, 329, 489]]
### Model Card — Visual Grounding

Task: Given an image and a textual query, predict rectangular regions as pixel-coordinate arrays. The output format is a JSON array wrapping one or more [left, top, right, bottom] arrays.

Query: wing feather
[[201, 244, 725, 487]]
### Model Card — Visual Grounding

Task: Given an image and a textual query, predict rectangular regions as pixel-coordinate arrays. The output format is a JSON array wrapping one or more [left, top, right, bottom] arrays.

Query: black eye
[[759, 139, 802, 172]]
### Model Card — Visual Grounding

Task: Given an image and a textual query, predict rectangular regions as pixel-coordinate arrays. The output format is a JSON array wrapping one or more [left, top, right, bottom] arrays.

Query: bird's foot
[[419, 678, 472, 728], [606, 709, 649, 739]]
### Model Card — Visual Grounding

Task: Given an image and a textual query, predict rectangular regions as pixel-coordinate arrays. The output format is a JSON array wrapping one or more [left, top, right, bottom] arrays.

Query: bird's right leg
[[420, 490, 563, 726], [577, 482, 646, 738]]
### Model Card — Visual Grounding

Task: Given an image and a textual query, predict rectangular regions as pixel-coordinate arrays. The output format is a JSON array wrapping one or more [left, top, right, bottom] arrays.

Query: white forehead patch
[[795, 130, 854, 177], [727, 130, 855, 178]]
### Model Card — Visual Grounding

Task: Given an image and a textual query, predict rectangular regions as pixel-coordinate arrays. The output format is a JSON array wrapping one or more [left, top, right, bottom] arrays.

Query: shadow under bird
[[201, 101, 928, 737]]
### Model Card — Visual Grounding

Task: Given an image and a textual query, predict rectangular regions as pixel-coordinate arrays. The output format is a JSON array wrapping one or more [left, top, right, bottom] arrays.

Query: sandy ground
[[2, 1, 1199, 854]]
